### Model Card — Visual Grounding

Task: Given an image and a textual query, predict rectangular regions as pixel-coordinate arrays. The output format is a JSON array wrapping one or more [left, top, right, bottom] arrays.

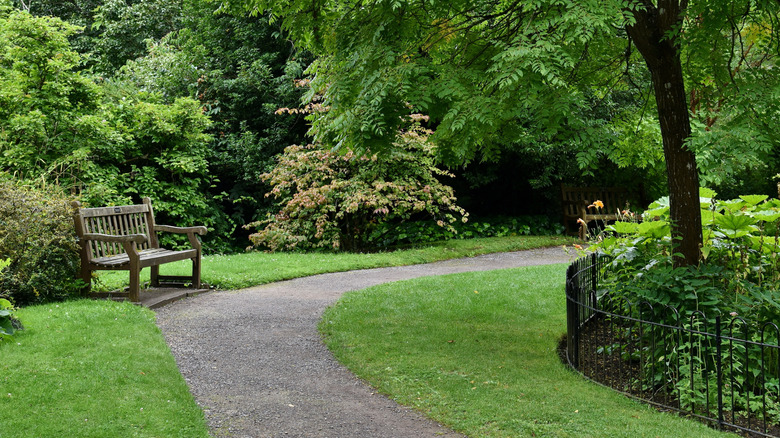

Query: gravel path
[[154, 247, 575, 438]]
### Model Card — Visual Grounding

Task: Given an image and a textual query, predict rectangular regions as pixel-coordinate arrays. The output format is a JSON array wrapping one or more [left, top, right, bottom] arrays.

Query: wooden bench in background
[[72, 197, 207, 302], [561, 185, 628, 240]]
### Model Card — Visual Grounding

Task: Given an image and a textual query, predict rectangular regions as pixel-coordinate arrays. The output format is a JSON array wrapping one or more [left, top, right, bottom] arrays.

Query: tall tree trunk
[[626, 0, 702, 267]]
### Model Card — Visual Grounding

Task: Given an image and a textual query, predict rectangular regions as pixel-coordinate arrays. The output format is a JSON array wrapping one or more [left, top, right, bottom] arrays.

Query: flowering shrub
[[247, 128, 468, 252]]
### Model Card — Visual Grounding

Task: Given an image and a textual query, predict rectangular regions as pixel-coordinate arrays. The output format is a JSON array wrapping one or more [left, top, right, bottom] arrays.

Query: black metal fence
[[565, 253, 780, 437]]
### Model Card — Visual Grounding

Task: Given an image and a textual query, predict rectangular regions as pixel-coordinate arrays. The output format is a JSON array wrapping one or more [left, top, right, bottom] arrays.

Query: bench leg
[[79, 263, 92, 293], [128, 273, 141, 302], [128, 260, 141, 302], [191, 256, 202, 289], [579, 222, 588, 241], [150, 266, 160, 287]]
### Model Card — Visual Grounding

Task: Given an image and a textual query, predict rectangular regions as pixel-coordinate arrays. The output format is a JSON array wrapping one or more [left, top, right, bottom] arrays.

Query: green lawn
[[1, 235, 571, 438], [1, 300, 210, 437], [320, 265, 734, 437], [0, 235, 733, 437]]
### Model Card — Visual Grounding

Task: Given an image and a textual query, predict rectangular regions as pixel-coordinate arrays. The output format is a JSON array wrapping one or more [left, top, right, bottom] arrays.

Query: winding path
[[154, 247, 574, 438]]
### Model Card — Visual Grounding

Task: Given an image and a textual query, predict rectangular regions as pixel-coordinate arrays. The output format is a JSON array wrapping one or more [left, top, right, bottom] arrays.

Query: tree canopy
[[219, 0, 780, 265]]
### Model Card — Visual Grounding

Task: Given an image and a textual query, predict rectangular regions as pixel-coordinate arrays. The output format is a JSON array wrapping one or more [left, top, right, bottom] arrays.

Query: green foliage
[[368, 215, 564, 248], [589, 189, 780, 418], [0, 296, 22, 339], [0, 9, 101, 178], [0, 9, 232, 251], [0, 178, 84, 306], [0, 256, 22, 338], [682, 1, 780, 198], [220, 0, 661, 188], [90, 0, 183, 74], [249, 126, 468, 252], [115, 0, 310, 248], [594, 189, 780, 315]]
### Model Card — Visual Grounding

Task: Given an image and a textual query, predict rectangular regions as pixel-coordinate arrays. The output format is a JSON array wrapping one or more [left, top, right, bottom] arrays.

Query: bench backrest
[[561, 185, 628, 217], [72, 197, 159, 260]]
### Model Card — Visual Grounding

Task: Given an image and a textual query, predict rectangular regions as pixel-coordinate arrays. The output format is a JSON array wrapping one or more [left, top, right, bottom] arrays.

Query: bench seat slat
[[92, 248, 198, 268], [79, 204, 149, 218]]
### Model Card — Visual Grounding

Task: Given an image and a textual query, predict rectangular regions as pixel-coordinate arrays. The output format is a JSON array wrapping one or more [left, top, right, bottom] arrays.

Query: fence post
[[715, 315, 724, 430], [566, 264, 580, 369], [590, 252, 598, 297]]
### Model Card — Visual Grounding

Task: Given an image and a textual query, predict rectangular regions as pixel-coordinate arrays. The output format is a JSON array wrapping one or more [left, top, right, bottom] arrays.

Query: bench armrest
[[81, 232, 148, 244], [154, 225, 208, 236]]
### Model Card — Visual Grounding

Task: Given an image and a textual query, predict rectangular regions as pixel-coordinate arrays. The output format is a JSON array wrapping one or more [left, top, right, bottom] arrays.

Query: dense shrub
[[0, 179, 83, 305], [248, 126, 468, 252], [367, 215, 564, 248]]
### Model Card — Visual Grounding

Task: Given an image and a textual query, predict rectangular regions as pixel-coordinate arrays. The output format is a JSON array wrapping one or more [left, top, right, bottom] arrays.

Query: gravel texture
[[154, 247, 575, 437]]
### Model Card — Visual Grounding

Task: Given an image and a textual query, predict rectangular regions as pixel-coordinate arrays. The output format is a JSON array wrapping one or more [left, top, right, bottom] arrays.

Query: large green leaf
[[699, 187, 717, 208], [644, 196, 669, 220], [716, 199, 747, 213], [0, 313, 15, 336], [608, 221, 640, 234], [750, 236, 780, 254], [714, 213, 758, 239], [740, 195, 768, 206], [699, 187, 717, 198], [752, 210, 780, 223], [637, 220, 670, 239]]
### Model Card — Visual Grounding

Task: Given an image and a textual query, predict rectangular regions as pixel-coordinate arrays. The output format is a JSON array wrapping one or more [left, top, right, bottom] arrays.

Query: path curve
[[154, 247, 575, 438]]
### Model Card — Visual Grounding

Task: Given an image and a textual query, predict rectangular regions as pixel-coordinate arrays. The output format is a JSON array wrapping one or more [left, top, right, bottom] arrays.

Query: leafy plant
[[589, 188, 780, 421], [0, 257, 22, 339], [0, 178, 84, 305], [367, 215, 563, 249], [248, 124, 468, 252], [0, 297, 21, 338]]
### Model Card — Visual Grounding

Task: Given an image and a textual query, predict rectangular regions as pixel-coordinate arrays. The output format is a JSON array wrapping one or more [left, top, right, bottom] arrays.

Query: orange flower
[[593, 200, 604, 209], [577, 218, 585, 225]]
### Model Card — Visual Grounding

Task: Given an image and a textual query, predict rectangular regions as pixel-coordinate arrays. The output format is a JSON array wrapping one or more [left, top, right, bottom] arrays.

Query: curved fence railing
[[565, 253, 780, 437]]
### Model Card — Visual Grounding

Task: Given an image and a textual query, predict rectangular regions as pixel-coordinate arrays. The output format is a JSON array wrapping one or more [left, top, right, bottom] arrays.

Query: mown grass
[[4, 235, 726, 437], [95, 235, 575, 291], [0, 299, 210, 437], [320, 264, 734, 437], [1, 235, 571, 438]]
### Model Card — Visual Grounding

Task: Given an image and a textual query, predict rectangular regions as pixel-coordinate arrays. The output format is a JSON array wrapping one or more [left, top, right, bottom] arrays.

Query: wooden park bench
[[72, 197, 207, 302], [561, 185, 628, 240]]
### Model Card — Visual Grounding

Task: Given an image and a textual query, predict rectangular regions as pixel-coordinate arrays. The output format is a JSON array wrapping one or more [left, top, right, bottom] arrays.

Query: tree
[[220, 0, 780, 266], [15, 0, 185, 74], [625, 1, 701, 266], [0, 8, 225, 250], [116, 0, 311, 246], [90, 0, 184, 73]]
